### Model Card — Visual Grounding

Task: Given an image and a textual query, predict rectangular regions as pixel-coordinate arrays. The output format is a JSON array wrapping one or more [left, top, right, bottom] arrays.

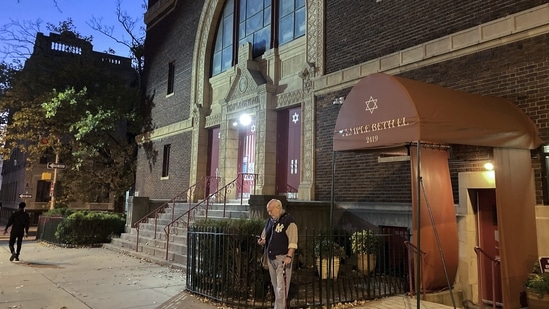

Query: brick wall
[[135, 131, 192, 199], [137, 0, 204, 199], [143, 0, 204, 128], [316, 33, 549, 204], [326, 0, 547, 74]]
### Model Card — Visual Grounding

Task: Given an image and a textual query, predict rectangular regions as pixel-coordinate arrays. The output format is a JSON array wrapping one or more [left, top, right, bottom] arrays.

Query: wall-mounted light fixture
[[233, 113, 253, 127], [483, 162, 494, 171], [332, 97, 345, 105]]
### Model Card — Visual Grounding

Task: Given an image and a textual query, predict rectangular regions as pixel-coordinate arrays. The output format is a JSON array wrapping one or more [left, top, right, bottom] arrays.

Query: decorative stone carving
[[277, 90, 303, 109], [239, 76, 248, 93], [205, 113, 222, 128], [307, 0, 324, 76]]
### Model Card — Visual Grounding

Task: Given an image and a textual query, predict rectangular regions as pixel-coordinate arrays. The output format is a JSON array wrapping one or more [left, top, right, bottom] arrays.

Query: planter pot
[[316, 257, 340, 279], [357, 253, 376, 275], [527, 291, 549, 309]]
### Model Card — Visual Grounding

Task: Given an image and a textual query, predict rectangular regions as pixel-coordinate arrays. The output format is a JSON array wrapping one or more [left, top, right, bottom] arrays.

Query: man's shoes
[[9, 254, 15, 261], [14, 256, 19, 261]]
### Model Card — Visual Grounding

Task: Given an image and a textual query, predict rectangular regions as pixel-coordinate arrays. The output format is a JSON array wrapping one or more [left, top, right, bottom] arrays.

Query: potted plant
[[350, 229, 379, 274], [525, 262, 549, 309], [313, 238, 346, 279]]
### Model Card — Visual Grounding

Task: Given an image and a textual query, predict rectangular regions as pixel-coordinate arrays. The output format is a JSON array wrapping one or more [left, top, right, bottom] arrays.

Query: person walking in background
[[257, 199, 298, 309], [3, 202, 30, 261]]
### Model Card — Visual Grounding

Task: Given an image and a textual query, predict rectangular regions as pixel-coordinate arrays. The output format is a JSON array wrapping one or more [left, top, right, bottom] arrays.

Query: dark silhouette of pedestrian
[[4, 202, 30, 261]]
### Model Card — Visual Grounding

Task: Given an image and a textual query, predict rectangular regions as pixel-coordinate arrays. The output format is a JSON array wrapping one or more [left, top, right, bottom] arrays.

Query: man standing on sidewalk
[[3, 202, 30, 261], [258, 199, 298, 309]]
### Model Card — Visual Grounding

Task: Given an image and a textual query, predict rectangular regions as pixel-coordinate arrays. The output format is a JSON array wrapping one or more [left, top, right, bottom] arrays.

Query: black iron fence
[[186, 226, 410, 308], [36, 216, 64, 243]]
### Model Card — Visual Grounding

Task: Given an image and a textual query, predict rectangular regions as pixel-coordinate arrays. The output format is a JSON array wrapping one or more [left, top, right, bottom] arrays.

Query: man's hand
[[24, 233, 28, 238]]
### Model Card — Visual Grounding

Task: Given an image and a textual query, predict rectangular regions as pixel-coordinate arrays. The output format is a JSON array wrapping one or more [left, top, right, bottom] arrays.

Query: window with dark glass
[[36, 180, 51, 202], [162, 144, 171, 177], [167, 62, 175, 94], [238, 0, 271, 57], [211, 0, 305, 76], [212, 0, 235, 76]]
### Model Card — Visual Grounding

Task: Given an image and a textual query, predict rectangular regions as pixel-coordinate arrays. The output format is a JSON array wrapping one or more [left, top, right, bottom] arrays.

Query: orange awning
[[333, 73, 542, 151]]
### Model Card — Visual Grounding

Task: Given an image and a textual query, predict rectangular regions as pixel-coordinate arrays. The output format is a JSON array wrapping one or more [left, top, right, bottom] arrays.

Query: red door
[[275, 107, 301, 198], [287, 107, 301, 198], [476, 189, 502, 306], [207, 127, 220, 197], [237, 121, 256, 198]]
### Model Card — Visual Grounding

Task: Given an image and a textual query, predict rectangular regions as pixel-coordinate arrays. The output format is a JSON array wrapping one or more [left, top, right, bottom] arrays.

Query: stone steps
[[104, 200, 249, 270]]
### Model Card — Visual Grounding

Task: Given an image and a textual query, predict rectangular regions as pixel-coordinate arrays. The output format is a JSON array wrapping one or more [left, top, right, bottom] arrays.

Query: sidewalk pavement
[[0, 223, 454, 309], [0, 224, 192, 309]]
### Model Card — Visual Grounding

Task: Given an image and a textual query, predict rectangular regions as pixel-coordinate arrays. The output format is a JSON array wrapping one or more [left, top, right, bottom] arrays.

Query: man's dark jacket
[[6, 209, 30, 236]]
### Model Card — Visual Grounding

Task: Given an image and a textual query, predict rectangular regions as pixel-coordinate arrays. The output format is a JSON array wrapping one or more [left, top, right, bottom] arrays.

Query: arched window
[[212, 0, 306, 76]]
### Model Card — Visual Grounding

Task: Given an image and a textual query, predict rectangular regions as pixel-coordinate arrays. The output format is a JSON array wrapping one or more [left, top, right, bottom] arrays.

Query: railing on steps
[[133, 177, 212, 252], [163, 173, 258, 260], [474, 246, 501, 309], [286, 184, 298, 200]]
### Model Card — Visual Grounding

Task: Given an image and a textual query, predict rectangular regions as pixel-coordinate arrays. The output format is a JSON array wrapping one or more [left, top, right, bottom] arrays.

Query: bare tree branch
[[0, 19, 44, 63], [0, 1, 63, 63], [87, 0, 146, 68]]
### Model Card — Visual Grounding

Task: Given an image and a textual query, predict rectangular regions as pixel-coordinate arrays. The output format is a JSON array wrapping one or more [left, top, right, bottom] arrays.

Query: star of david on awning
[[333, 73, 541, 152]]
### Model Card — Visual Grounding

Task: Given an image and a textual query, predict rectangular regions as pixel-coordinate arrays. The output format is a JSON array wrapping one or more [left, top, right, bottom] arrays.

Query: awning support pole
[[420, 177, 457, 309], [416, 141, 421, 309], [328, 150, 336, 308]]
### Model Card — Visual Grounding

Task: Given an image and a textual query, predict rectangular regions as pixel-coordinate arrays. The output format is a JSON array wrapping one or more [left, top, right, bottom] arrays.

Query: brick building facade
[[137, 1, 549, 307]]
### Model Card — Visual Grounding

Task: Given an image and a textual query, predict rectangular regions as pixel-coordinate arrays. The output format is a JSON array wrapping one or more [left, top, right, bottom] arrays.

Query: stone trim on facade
[[313, 4, 549, 95]]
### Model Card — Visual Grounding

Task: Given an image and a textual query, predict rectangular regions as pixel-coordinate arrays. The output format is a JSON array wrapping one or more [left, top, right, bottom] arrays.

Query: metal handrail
[[163, 173, 258, 260], [133, 178, 207, 252], [404, 240, 427, 300], [474, 246, 501, 309], [286, 184, 298, 199]]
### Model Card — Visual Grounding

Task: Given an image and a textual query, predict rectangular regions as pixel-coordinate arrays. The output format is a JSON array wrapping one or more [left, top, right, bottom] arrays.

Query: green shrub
[[313, 238, 346, 259], [55, 211, 125, 245], [192, 218, 264, 235], [525, 262, 549, 298], [351, 229, 379, 254], [188, 218, 265, 298], [42, 207, 74, 217]]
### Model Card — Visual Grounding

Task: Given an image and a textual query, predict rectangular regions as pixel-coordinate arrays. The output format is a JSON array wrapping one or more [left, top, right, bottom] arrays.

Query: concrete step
[[203, 209, 249, 219], [107, 231, 187, 271], [103, 242, 186, 271], [107, 200, 251, 272]]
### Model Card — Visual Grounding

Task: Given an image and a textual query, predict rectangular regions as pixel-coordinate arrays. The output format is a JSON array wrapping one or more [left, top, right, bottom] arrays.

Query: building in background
[[135, 1, 549, 308], [0, 31, 134, 223]]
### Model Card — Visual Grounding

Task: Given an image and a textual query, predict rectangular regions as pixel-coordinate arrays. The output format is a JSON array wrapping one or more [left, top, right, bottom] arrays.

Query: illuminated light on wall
[[239, 114, 252, 126]]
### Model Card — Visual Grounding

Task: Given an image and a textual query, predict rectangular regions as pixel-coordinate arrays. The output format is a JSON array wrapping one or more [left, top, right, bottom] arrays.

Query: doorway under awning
[[331, 73, 542, 308]]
